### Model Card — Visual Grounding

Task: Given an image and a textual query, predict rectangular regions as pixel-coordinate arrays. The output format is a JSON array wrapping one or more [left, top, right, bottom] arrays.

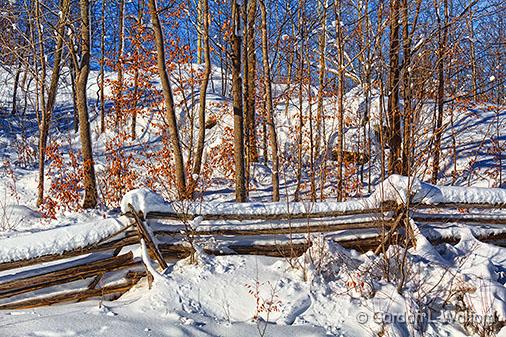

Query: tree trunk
[[246, 0, 257, 164], [431, 0, 449, 184], [334, 0, 345, 201], [242, 0, 250, 193], [259, 0, 280, 202], [197, 0, 203, 64], [100, 0, 106, 133], [401, 0, 411, 176], [294, 0, 305, 201], [116, 0, 125, 128], [131, 0, 144, 139], [316, 0, 327, 165], [387, 0, 402, 175], [467, 4, 478, 102], [148, 0, 188, 198], [231, 0, 247, 202], [75, 0, 98, 208], [35, 0, 48, 206], [191, 0, 211, 188], [11, 64, 22, 114], [70, 64, 79, 133]]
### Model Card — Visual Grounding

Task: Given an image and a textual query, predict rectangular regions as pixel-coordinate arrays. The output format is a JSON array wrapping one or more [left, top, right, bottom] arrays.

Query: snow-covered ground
[[1, 233, 506, 337]]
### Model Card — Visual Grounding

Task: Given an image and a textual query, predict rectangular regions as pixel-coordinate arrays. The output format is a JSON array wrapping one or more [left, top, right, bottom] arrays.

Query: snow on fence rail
[[0, 217, 142, 310], [0, 176, 505, 310], [121, 175, 506, 219]]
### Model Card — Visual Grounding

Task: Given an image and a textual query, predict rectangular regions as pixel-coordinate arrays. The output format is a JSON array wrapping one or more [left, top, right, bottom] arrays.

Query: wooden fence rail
[[0, 196, 504, 310]]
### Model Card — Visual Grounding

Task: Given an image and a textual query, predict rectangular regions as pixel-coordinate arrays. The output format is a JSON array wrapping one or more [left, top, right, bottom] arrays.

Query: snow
[[0, 53, 504, 337], [3, 230, 506, 336], [121, 188, 169, 216], [123, 175, 506, 218], [0, 217, 129, 264]]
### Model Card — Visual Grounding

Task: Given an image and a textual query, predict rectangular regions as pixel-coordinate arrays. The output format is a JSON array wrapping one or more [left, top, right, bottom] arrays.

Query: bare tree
[[148, 0, 188, 198], [115, 0, 125, 128], [231, 0, 247, 202], [431, 0, 450, 184], [259, 0, 280, 201], [68, 0, 99, 208], [36, 0, 71, 206], [334, 0, 345, 201], [191, 0, 211, 189], [99, 0, 106, 133], [387, 0, 402, 175]]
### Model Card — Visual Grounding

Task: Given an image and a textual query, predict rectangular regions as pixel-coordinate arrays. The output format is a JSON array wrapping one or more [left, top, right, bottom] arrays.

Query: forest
[[0, 0, 505, 336]]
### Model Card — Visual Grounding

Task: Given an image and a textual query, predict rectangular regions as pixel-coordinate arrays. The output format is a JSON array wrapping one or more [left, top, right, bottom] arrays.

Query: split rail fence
[[0, 197, 504, 310]]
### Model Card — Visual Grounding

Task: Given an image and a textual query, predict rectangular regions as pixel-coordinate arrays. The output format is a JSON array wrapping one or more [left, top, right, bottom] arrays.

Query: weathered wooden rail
[[0, 195, 504, 310]]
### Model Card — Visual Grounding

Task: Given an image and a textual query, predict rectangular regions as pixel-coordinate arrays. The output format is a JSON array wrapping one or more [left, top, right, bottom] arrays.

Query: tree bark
[[316, 0, 327, 164], [35, 0, 47, 207], [246, 0, 257, 164], [74, 0, 98, 208], [294, 0, 305, 201], [131, 0, 144, 139], [387, 0, 402, 175], [115, 0, 125, 128], [232, 0, 247, 202], [467, 3, 478, 101], [148, 0, 188, 198], [334, 0, 345, 201], [401, 0, 411, 176], [36, 0, 70, 206], [259, 0, 280, 201], [431, 0, 449, 184], [191, 0, 211, 187], [11, 64, 22, 114], [99, 0, 106, 133]]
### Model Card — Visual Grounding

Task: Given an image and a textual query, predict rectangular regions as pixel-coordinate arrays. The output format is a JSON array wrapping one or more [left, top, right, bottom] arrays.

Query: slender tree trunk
[[148, 0, 188, 198], [197, 0, 203, 64], [131, 0, 144, 139], [246, 0, 257, 163], [242, 0, 251, 193], [116, 0, 125, 128], [192, 0, 211, 186], [316, 0, 327, 197], [70, 64, 79, 133], [74, 0, 98, 208], [307, 52, 316, 201], [99, 0, 106, 133], [12, 63, 22, 114], [401, 0, 411, 176], [294, 0, 305, 201], [35, 0, 48, 207], [259, 0, 279, 201], [231, 0, 247, 202], [387, 0, 402, 175], [431, 0, 449, 184], [467, 4, 478, 101], [375, 0, 386, 182], [334, 0, 345, 201]]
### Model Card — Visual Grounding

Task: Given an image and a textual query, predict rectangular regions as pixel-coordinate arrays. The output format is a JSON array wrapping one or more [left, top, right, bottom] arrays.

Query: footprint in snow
[[281, 295, 312, 325], [32, 330, 77, 337]]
